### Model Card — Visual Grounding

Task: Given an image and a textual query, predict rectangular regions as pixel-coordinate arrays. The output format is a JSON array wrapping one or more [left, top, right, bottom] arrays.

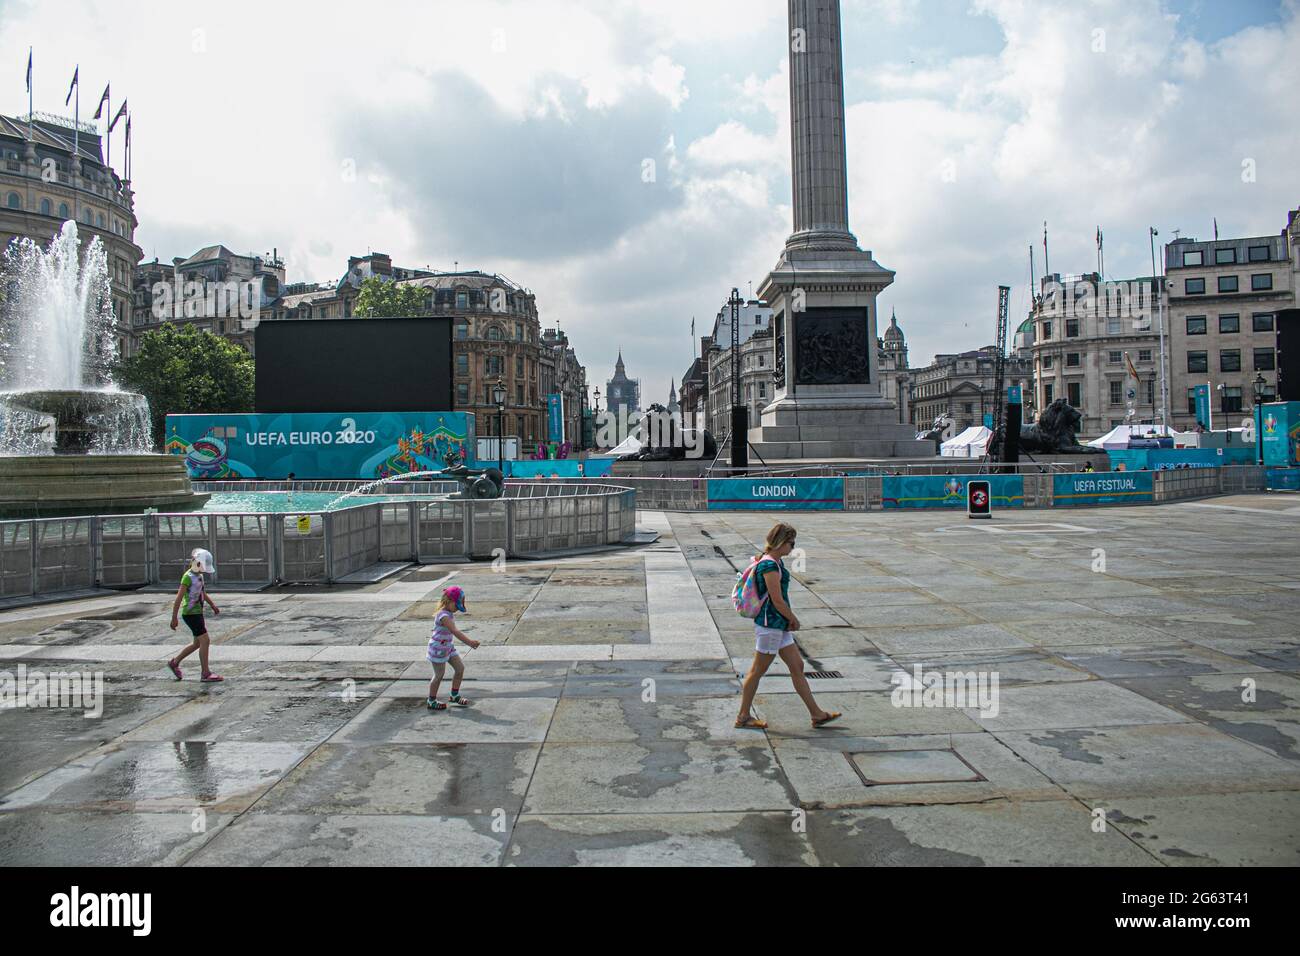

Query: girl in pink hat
[[427, 585, 479, 710]]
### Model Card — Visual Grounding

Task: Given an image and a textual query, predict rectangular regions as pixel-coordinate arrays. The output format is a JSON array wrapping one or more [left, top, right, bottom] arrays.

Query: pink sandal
[[200, 672, 224, 683], [167, 659, 183, 681]]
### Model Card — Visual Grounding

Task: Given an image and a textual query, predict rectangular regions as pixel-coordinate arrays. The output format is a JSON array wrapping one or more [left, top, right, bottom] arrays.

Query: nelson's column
[[749, 0, 932, 458]]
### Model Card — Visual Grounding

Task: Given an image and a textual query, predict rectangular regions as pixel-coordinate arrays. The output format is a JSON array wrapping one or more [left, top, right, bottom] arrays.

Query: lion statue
[[1019, 398, 1089, 454], [615, 403, 717, 462]]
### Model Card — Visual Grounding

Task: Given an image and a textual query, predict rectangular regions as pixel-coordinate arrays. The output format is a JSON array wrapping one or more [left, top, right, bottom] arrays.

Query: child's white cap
[[191, 548, 215, 574]]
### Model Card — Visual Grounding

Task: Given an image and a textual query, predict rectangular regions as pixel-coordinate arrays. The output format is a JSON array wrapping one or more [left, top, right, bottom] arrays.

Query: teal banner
[[1052, 470, 1153, 506], [707, 477, 844, 510], [1193, 384, 1211, 429], [165, 411, 475, 480], [547, 394, 564, 442], [882, 474, 1024, 509], [1260, 402, 1299, 466]]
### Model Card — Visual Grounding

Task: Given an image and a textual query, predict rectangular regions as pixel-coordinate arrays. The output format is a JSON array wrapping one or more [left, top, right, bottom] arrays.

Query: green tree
[[113, 324, 255, 445], [352, 276, 429, 317]]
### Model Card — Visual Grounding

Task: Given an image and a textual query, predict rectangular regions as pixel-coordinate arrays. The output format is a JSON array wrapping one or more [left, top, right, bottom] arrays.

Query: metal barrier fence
[[586, 466, 1270, 512], [0, 482, 642, 603]]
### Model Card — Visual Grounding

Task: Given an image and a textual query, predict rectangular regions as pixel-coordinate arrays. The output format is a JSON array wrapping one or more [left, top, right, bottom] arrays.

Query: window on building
[[1220, 386, 1243, 414], [1219, 314, 1239, 333], [1182, 250, 1203, 266], [1065, 318, 1080, 338], [486, 326, 502, 341], [515, 323, 523, 340], [58, 202, 69, 218], [486, 355, 503, 376], [1042, 355, 1053, 370], [5, 192, 20, 209], [456, 353, 468, 375], [1220, 349, 1241, 372], [1218, 275, 1238, 293], [1044, 384, 1054, 404], [515, 356, 524, 376], [1255, 347, 1276, 371], [97, 213, 105, 228], [1187, 351, 1208, 373], [1187, 388, 1198, 414], [1251, 273, 1273, 291], [39, 198, 51, 216], [758, 382, 766, 398], [962, 402, 973, 415], [1259, 384, 1277, 403], [1253, 313, 1275, 332], [1107, 351, 1122, 365], [1041, 320, 1052, 339], [456, 383, 469, 404], [1066, 353, 1080, 367], [456, 291, 468, 309], [1109, 380, 1123, 405], [1145, 379, 1155, 406], [1214, 247, 1237, 265], [455, 321, 468, 339], [1106, 316, 1121, 334], [1138, 349, 1152, 362], [1067, 382, 1082, 407], [516, 384, 524, 405], [1185, 278, 1205, 295], [1185, 315, 1207, 335], [1247, 245, 1269, 262]]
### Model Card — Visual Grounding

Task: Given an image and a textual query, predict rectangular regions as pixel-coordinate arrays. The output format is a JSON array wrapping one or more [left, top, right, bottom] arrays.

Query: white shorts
[[427, 647, 460, 665], [755, 625, 795, 655]]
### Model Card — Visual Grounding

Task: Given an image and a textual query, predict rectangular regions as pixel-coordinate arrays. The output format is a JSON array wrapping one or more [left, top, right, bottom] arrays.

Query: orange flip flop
[[811, 711, 842, 728]]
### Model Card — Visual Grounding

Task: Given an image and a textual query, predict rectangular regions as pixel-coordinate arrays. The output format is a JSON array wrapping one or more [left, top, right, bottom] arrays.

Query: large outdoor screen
[[255, 317, 453, 413]]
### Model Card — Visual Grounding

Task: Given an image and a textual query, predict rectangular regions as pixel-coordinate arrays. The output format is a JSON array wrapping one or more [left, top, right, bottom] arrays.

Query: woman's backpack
[[732, 555, 773, 619]]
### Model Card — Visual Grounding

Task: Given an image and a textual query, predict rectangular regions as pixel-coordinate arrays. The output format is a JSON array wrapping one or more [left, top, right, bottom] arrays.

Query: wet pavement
[[1, 495, 1298, 865]]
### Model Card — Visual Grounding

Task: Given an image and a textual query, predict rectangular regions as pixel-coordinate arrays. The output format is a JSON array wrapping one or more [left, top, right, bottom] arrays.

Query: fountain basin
[[0, 388, 149, 455], [0, 454, 209, 518]]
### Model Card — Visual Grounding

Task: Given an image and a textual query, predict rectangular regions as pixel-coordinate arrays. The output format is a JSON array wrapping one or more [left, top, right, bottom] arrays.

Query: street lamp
[[1252, 373, 1267, 466], [492, 377, 506, 472]]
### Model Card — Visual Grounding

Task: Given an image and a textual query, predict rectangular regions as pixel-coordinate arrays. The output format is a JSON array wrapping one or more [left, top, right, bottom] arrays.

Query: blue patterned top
[[754, 557, 789, 630]]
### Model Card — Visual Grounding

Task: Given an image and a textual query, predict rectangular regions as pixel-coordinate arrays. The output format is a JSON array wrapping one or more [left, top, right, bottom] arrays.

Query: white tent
[[1086, 424, 1183, 450], [607, 434, 642, 457], [940, 425, 991, 458]]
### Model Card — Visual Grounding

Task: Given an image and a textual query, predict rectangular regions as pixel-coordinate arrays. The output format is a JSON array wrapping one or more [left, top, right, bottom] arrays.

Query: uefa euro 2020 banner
[[164, 411, 476, 480]]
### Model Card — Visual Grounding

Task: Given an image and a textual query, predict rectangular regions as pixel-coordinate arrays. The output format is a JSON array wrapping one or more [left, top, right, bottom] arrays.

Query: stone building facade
[[1, 112, 141, 359], [1027, 272, 1162, 435], [132, 245, 285, 354], [909, 346, 1033, 433], [1164, 209, 1299, 430]]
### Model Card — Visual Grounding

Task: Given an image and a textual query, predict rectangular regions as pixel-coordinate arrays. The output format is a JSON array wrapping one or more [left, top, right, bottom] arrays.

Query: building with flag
[[1025, 271, 1162, 436], [1, 110, 141, 359], [1164, 208, 1300, 431]]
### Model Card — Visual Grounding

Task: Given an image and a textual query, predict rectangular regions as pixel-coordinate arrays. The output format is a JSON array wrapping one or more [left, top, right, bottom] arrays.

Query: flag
[[1096, 227, 1101, 249], [1213, 217, 1219, 240], [93, 83, 109, 119], [65, 65, 77, 106], [1125, 351, 1140, 381], [25, 49, 32, 93], [109, 98, 127, 131]]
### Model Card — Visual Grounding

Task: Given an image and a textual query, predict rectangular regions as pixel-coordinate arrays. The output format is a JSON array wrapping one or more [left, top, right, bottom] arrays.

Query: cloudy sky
[[3, 0, 1297, 407]]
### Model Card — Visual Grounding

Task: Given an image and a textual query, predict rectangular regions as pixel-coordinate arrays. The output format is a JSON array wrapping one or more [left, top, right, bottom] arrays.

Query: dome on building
[[1017, 316, 1034, 335], [882, 308, 905, 348]]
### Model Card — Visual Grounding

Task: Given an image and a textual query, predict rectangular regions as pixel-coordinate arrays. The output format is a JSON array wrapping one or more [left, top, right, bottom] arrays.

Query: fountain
[[0, 222, 207, 517]]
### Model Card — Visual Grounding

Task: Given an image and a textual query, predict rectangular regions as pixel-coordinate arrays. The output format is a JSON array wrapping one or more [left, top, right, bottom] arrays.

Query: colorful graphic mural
[[164, 412, 475, 480]]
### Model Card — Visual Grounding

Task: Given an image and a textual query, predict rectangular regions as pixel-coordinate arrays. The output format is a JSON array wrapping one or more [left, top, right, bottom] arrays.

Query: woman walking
[[735, 522, 841, 730]]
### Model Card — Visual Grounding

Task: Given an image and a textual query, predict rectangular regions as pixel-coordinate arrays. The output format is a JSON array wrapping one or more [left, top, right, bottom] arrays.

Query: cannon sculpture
[[439, 450, 506, 499]]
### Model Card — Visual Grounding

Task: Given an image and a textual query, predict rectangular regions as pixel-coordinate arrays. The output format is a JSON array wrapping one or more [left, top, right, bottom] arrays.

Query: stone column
[[787, 0, 857, 252]]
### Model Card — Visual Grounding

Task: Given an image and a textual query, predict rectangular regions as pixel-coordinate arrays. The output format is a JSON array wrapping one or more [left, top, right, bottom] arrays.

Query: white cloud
[[2, 0, 1296, 414]]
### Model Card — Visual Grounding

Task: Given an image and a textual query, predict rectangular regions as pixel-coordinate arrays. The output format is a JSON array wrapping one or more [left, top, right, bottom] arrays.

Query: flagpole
[[27, 49, 33, 142]]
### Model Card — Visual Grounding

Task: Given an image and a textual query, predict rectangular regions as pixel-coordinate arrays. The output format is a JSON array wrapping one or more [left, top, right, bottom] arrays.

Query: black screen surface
[[255, 317, 453, 412], [1277, 309, 1299, 403]]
